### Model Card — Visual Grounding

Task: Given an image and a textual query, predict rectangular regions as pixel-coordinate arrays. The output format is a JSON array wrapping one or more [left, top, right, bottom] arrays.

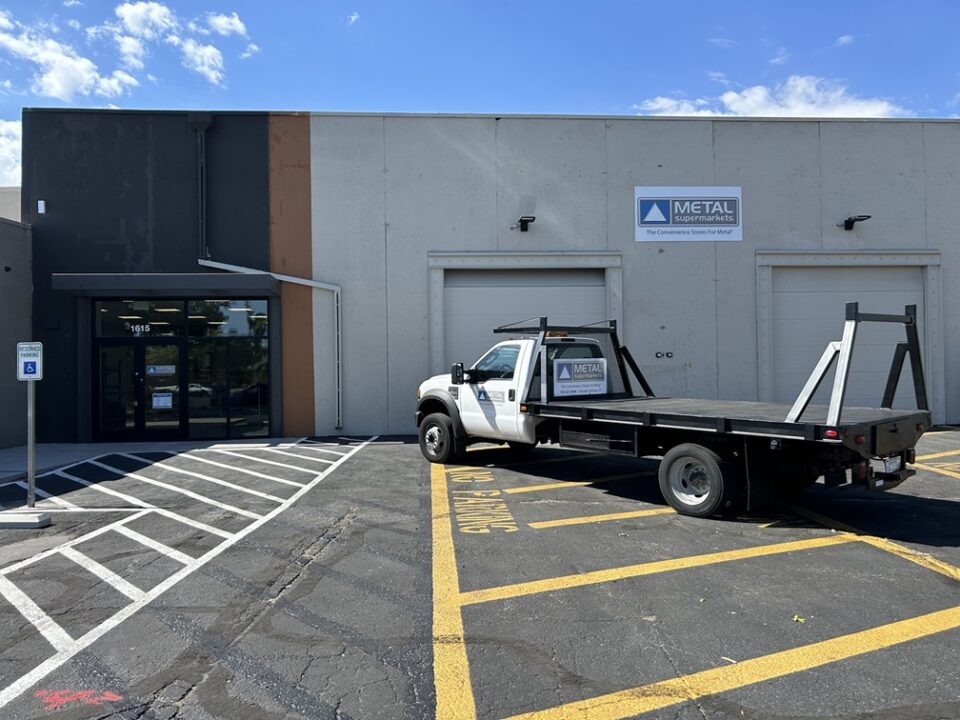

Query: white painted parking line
[[88, 460, 263, 520], [58, 547, 145, 602], [0, 512, 152, 578], [113, 525, 194, 566], [56, 469, 155, 509], [151, 508, 234, 539], [0, 576, 75, 652], [200, 449, 318, 475], [0, 437, 375, 710], [122, 453, 285, 503], [168, 452, 306, 488], [15, 482, 78, 509], [259, 447, 335, 465], [293, 445, 348, 458]]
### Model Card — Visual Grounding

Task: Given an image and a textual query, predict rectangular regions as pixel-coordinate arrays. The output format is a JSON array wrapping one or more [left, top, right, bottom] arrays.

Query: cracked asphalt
[[0, 432, 958, 719]]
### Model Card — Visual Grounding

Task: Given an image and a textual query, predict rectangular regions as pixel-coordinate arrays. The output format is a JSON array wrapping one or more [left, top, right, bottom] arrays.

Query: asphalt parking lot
[[0, 432, 958, 719]]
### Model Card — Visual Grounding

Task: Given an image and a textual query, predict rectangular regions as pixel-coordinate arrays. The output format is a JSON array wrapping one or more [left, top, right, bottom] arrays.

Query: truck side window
[[474, 345, 521, 381]]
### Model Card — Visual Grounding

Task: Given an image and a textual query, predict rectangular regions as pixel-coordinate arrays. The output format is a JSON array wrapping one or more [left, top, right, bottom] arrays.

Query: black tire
[[658, 443, 736, 518], [419, 412, 457, 463], [507, 441, 537, 454]]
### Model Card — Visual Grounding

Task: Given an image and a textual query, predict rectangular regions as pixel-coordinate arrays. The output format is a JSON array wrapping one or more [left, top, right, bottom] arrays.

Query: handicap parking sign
[[17, 342, 43, 381]]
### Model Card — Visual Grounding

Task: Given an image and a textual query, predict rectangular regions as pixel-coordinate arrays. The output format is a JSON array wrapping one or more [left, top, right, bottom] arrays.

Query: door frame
[[93, 337, 188, 442]]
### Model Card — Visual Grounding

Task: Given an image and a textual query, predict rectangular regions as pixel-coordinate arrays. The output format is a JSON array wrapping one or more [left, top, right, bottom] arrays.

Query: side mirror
[[451, 363, 465, 385]]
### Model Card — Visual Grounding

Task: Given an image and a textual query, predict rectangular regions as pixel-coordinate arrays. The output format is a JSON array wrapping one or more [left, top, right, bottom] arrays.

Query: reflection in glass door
[[144, 343, 181, 432], [99, 345, 136, 435], [96, 340, 186, 440]]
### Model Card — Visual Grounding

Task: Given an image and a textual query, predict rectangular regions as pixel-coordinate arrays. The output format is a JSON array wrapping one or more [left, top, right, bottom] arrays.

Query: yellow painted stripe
[[499, 452, 607, 469], [459, 534, 857, 606], [431, 463, 477, 720], [504, 604, 960, 720], [530, 507, 675, 529], [789, 505, 960, 583], [506, 481, 594, 494], [915, 449, 960, 461], [914, 461, 960, 480], [504, 473, 650, 495]]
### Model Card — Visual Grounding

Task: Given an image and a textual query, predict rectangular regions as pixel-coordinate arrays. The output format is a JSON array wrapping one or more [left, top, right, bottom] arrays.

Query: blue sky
[[0, 1, 958, 184]]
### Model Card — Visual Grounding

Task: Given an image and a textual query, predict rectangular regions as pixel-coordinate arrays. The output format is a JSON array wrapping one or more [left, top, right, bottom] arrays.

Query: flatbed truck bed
[[416, 303, 931, 517]]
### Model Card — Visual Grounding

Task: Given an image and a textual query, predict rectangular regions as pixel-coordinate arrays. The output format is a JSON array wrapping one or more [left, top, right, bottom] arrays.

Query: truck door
[[460, 343, 523, 441]]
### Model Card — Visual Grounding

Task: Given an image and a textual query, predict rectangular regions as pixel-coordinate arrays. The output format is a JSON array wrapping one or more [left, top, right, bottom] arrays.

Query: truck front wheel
[[419, 413, 458, 463], [658, 443, 736, 518]]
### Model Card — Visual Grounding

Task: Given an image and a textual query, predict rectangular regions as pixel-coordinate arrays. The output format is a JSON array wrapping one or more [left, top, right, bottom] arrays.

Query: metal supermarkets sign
[[635, 186, 742, 241], [553, 358, 607, 397]]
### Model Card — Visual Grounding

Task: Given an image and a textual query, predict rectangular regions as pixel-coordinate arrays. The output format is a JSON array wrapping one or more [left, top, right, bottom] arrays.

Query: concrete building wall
[[0, 219, 31, 448], [0, 188, 20, 222], [309, 115, 960, 435]]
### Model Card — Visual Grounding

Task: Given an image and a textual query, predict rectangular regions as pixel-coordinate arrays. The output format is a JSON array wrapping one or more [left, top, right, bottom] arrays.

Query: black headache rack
[[506, 305, 931, 461]]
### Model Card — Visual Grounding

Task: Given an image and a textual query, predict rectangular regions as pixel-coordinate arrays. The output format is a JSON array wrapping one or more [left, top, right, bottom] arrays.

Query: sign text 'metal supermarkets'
[[635, 186, 742, 242]]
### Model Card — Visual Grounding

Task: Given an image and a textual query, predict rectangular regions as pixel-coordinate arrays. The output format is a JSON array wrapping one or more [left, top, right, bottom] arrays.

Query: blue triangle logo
[[639, 199, 670, 224]]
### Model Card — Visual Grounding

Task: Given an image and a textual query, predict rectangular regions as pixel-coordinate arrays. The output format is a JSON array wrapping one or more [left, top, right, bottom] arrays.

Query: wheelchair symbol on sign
[[23, 362, 37, 376]]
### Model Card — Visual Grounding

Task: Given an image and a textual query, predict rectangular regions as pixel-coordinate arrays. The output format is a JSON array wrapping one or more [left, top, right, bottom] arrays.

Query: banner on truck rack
[[553, 358, 607, 397], [635, 186, 742, 241]]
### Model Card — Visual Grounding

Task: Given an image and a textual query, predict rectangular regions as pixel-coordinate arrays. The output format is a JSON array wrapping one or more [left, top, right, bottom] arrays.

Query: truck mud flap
[[559, 420, 637, 456]]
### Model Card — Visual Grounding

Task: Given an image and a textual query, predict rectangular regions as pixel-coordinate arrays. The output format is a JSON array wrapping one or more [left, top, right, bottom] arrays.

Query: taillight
[[519, 404, 528, 413], [824, 429, 839, 439], [854, 435, 866, 445]]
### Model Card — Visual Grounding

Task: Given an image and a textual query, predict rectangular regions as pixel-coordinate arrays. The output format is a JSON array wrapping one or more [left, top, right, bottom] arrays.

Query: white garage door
[[444, 269, 607, 368], [772, 266, 925, 412]]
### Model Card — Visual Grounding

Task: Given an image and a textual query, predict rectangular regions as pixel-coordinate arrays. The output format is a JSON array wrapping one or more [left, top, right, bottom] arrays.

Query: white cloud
[[346, 12, 360, 25], [634, 75, 912, 118], [707, 71, 731, 87], [0, 11, 14, 31], [1, 79, 11, 90], [115, 2, 177, 40], [240, 42, 259, 59], [96, 68, 138, 97], [63, 0, 83, 6], [207, 12, 246, 37], [834, 34, 855, 47], [67, 19, 81, 30], [708, 37, 736, 48], [769, 47, 790, 65], [0, 23, 137, 101], [0, 119, 21, 186], [115, 34, 145, 69], [168, 36, 223, 85], [186, 19, 208, 35]]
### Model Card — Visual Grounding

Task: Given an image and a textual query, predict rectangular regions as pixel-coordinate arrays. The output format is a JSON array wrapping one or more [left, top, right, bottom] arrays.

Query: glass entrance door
[[96, 340, 186, 440]]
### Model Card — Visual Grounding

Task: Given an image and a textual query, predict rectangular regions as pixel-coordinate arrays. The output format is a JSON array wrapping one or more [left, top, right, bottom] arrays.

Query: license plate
[[884, 456, 902, 473]]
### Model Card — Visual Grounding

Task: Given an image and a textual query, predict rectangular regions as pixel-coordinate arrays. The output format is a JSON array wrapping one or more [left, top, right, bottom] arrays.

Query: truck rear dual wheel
[[419, 412, 458, 463], [658, 443, 736, 518]]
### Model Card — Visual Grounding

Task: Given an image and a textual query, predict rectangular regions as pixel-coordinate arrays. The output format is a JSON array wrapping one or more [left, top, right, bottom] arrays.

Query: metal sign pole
[[27, 379, 35, 508]]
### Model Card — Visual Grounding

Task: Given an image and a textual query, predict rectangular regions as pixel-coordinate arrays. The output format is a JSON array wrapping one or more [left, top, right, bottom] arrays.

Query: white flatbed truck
[[416, 303, 931, 517]]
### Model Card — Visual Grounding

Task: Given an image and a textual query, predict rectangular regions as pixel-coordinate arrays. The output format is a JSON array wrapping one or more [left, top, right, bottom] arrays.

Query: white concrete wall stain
[[307, 116, 960, 434]]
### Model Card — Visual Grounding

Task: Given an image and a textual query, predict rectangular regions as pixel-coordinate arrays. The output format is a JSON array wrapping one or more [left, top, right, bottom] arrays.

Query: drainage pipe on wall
[[198, 258, 343, 430]]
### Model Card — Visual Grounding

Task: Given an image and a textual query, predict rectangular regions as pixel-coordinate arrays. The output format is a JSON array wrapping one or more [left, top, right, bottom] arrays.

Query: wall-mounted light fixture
[[838, 214, 871, 230], [510, 216, 536, 232]]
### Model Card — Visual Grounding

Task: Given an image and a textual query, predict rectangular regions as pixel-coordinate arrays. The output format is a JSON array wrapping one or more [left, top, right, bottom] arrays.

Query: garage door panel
[[772, 267, 924, 413], [443, 270, 607, 370]]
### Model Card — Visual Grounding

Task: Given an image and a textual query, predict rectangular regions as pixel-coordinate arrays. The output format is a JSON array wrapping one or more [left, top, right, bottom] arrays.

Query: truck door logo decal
[[477, 388, 504, 404]]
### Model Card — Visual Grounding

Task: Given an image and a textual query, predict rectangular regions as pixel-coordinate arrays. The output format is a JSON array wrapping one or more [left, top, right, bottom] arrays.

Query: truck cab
[[415, 334, 606, 460]]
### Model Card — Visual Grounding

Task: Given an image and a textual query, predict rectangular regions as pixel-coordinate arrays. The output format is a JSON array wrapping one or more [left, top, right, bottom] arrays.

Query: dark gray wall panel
[[23, 109, 270, 441]]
